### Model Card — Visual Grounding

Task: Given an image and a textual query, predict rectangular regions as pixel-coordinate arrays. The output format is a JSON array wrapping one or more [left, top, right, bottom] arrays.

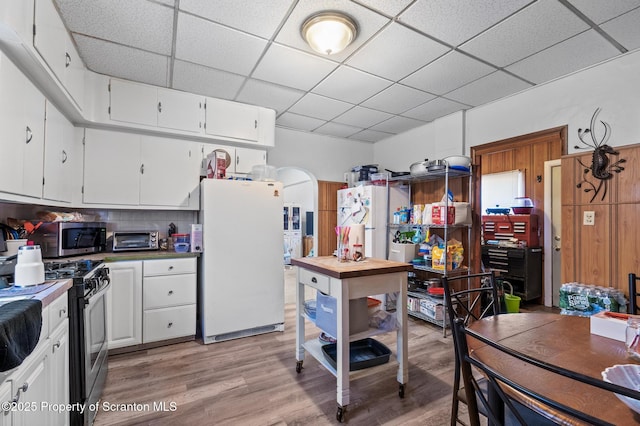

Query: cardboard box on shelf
[[432, 204, 455, 225], [388, 242, 417, 263], [419, 298, 445, 321]]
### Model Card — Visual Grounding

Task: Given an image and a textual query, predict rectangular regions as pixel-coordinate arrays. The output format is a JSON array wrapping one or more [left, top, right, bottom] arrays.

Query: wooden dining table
[[467, 312, 640, 425]]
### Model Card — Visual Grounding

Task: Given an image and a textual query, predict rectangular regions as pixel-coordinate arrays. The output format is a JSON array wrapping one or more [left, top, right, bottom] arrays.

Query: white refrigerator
[[337, 184, 410, 259], [199, 179, 285, 344]]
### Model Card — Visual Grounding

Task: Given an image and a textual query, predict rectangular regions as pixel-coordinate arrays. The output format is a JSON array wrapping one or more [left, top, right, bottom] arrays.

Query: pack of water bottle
[[559, 282, 628, 316]]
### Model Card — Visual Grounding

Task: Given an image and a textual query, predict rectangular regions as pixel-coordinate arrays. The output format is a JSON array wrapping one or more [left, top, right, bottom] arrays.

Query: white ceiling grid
[[53, 0, 640, 142]]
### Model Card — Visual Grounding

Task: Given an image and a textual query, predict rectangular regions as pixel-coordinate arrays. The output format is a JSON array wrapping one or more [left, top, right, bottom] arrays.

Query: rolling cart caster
[[399, 383, 405, 398], [336, 405, 346, 422], [296, 360, 303, 373]]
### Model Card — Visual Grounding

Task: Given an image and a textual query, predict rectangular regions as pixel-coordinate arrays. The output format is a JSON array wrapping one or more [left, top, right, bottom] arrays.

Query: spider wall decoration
[[575, 108, 625, 202]]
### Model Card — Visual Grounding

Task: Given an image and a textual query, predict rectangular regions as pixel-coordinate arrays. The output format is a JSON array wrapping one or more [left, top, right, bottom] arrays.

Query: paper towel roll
[[349, 224, 365, 260]]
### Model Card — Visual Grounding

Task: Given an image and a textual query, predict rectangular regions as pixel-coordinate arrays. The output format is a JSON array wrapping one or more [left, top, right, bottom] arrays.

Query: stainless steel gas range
[[45, 259, 110, 426]]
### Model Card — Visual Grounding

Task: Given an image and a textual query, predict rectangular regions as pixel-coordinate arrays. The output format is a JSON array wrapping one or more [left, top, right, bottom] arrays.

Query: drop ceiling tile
[[403, 97, 470, 122], [179, 0, 293, 39], [401, 51, 495, 95], [348, 129, 393, 142], [347, 22, 450, 81], [172, 60, 246, 99], [274, 0, 390, 62], [176, 12, 267, 75], [236, 79, 305, 114], [566, 0, 640, 24], [73, 34, 169, 86], [399, 0, 534, 46], [370, 115, 425, 134], [55, 0, 174, 55], [252, 43, 338, 91], [313, 122, 361, 138], [445, 71, 532, 107], [289, 93, 354, 121], [506, 30, 620, 84], [361, 84, 436, 114], [277, 112, 325, 131], [357, 0, 414, 17], [333, 106, 393, 128], [459, 0, 590, 67], [312, 66, 393, 104], [601, 8, 640, 51]]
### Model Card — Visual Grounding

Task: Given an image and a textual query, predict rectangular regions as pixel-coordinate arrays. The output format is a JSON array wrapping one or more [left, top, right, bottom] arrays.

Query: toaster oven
[[112, 231, 159, 252]]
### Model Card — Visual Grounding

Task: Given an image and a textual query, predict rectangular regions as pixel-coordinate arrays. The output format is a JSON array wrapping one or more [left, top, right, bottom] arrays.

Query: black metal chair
[[441, 271, 500, 426], [629, 273, 640, 314], [451, 316, 640, 426]]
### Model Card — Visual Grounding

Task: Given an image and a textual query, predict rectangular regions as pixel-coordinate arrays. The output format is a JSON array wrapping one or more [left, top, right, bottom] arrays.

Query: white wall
[[466, 48, 640, 152], [372, 111, 465, 171], [268, 127, 373, 182]]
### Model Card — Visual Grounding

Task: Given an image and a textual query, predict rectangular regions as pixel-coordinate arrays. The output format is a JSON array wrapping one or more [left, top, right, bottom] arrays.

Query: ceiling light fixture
[[301, 12, 357, 55]]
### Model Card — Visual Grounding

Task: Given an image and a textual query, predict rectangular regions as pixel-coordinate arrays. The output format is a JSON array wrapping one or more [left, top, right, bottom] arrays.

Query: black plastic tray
[[321, 338, 391, 371]]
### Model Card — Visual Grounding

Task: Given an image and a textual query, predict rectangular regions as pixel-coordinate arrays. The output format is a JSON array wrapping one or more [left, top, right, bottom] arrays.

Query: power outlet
[[583, 211, 595, 226]]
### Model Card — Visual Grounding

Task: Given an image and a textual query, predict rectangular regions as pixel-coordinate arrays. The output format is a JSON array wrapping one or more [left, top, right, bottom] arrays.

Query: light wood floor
[[94, 304, 465, 425]]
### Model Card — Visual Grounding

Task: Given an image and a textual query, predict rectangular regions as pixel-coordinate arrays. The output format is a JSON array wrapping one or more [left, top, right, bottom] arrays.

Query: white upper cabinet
[[235, 147, 267, 174], [43, 101, 73, 203], [205, 98, 275, 146], [83, 128, 141, 205], [139, 135, 198, 207], [83, 128, 200, 208], [0, 52, 45, 199], [33, 0, 85, 110], [109, 78, 205, 134]]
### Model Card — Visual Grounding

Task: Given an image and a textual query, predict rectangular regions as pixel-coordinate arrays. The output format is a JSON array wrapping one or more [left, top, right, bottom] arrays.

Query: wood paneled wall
[[561, 143, 640, 295], [317, 180, 346, 256], [471, 127, 566, 300]]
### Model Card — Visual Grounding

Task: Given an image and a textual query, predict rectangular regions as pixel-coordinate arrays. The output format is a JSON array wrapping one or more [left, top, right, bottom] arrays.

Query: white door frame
[[544, 159, 561, 306]]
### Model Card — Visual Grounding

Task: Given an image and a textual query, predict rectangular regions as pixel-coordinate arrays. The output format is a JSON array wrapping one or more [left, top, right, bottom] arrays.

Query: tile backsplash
[[0, 202, 198, 240]]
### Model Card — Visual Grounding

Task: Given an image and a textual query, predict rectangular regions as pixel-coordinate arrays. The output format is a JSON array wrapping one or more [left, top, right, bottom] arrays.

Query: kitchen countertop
[[47, 250, 200, 263], [0, 279, 72, 309], [291, 256, 412, 279]]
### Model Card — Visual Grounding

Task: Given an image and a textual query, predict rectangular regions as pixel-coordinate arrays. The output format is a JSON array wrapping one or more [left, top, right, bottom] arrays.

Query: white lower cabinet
[[0, 291, 70, 426], [10, 342, 49, 426], [48, 319, 69, 426], [0, 381, 11, 425], [106, 261, 143, 349], [142, 258, 197, 343], [106, 258, 197, 350]]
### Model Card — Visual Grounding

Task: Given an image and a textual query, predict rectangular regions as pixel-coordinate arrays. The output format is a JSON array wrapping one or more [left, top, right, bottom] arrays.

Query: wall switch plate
[[583, 211, 595, 226]]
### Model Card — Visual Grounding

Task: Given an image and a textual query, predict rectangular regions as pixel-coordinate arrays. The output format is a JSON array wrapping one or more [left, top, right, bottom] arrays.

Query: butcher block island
[[291, 256, 412, 423]]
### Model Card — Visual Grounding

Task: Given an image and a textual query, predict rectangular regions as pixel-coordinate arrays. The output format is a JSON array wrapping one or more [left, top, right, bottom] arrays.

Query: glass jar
[[625, 317, 640, 361]]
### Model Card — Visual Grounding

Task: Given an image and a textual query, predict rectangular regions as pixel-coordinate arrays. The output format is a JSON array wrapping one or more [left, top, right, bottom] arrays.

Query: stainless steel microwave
[[112, 231, 159, 252], [28, 222, 107, 258]]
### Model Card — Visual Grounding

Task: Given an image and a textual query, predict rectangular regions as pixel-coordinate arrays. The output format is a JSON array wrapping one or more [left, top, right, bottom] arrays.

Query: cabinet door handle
[[26, 126, 32, 144], [65, 52, 71, 67], [236, 156, 239, 165], [11, 383, 29, 403], [140, 164, 144, 174], [158, 102, 162, 113], [167, 322, 173, 328], [254, 119, 257, 129], [60, 307, 67, 317], [53, 341, 61, 351], [61, 150, 68, 164], [311, 277, 317, 283], [168, 290, 174, 295], [168, 265, 174, 270]]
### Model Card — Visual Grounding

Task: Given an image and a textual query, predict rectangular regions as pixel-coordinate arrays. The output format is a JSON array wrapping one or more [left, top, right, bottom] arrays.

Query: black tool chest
[[481, 245, 543, 301]]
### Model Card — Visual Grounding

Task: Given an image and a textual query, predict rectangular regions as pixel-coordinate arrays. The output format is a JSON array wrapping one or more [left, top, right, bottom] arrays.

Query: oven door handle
[[85, 281, 111, 306]]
